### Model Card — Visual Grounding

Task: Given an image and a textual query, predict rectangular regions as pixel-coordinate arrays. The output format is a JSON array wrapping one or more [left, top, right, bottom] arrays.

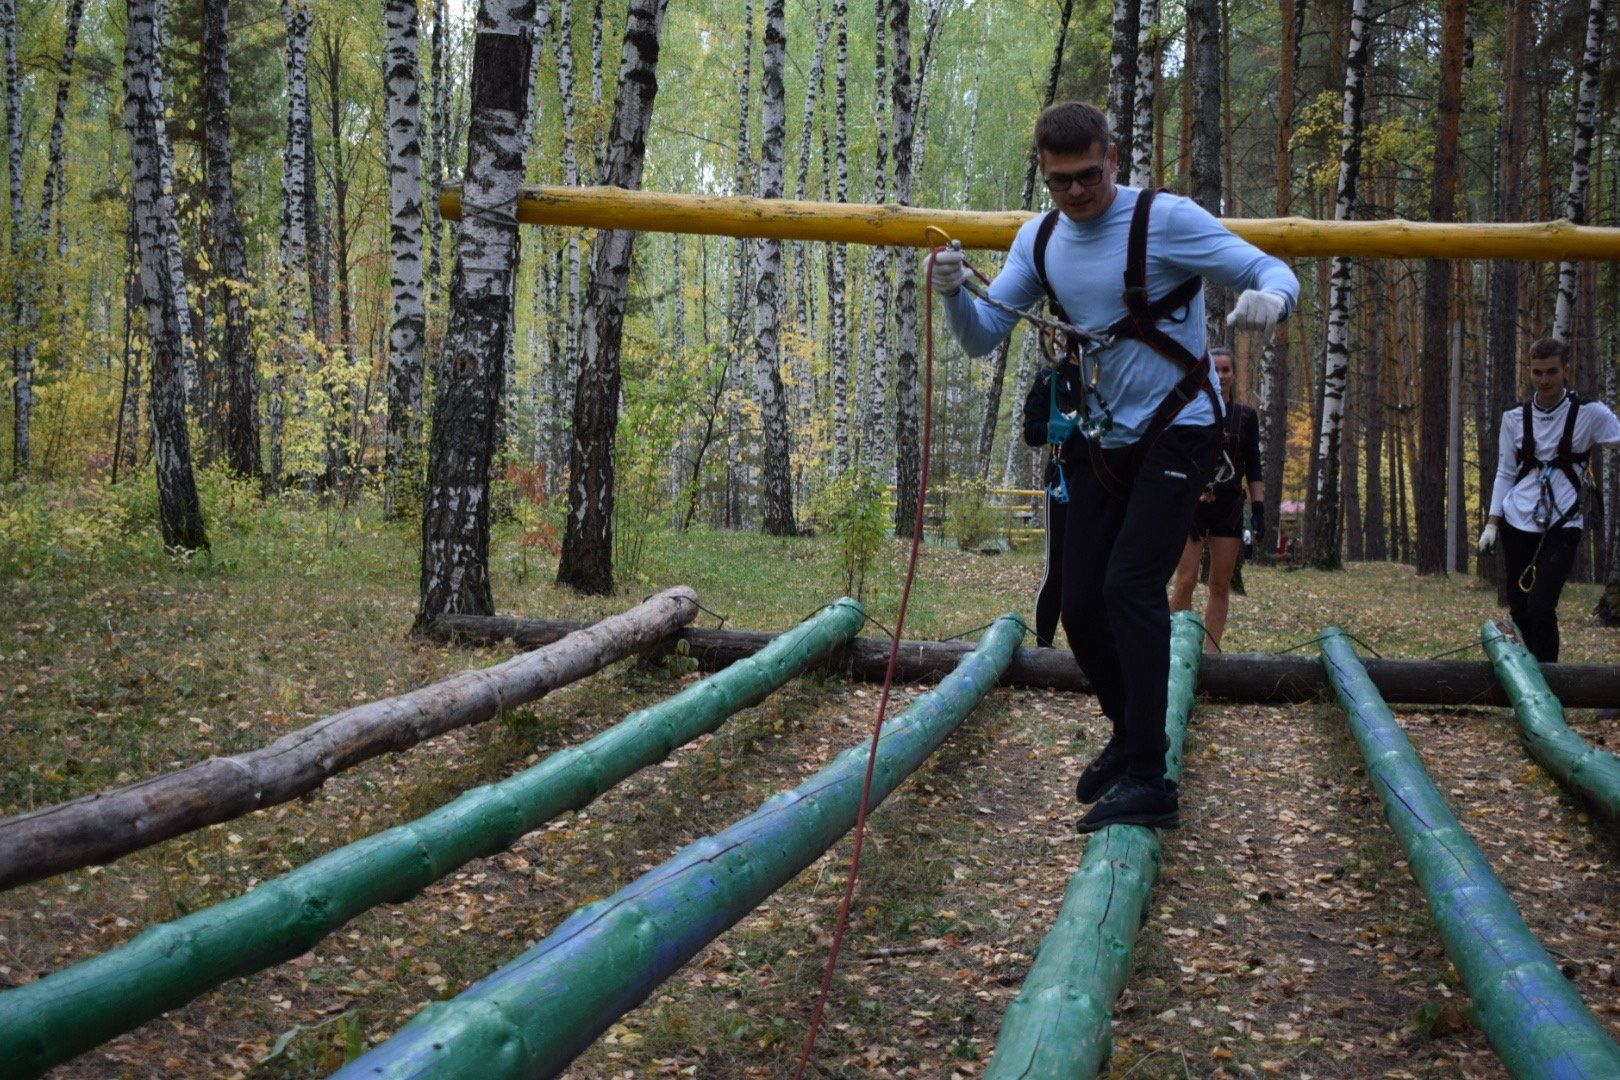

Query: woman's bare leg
[[1203, 537, 1242, 647], [1170, 536, 1203, 613]]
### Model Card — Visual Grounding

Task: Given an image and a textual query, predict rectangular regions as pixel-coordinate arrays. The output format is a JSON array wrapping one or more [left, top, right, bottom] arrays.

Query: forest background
[[1, 0, 1619, 616]]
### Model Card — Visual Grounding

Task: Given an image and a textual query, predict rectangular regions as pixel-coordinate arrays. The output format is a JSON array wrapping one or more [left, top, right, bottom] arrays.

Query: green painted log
[[0, 599, 867, 1079], [333, 614, 1027, 1080], [1320, 627, 1620, 1079], [982, 611, 1205, 1079], [1481, 619, 1620, 824]]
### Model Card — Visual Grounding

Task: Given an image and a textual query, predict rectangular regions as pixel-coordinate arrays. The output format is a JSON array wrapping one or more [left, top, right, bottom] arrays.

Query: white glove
[[1477, 522, 1499, 555], [1225, 290, 1287, 336], [929, 247, 967, 296]]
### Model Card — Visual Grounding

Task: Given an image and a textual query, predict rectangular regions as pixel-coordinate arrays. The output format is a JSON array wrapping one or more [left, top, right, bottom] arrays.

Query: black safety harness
[[1031, 189, 1223, 499], [1514, 392, 1592, 532]]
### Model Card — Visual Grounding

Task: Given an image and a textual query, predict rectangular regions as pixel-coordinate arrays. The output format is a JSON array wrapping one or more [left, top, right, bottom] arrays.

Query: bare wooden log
[[430, 614, 1620, 708], [0, 588, 699, 891], [441, 184, 1620, 260]]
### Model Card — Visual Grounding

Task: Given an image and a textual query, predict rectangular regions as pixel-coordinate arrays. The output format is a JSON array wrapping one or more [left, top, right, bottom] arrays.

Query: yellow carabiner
[[1517, 563, 1537, 594], [923, 224, 955, 250]]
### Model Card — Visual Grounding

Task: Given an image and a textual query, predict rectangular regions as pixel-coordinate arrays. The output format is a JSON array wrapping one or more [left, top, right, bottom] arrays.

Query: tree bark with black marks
[[416, 0, 548, 627], [203, 0, 262, 480], [1306, 0, 1368, 571], [888, 0, 922, 535], [752, 0, 796, 535], [1414, 0, 1466, 577], [828, 0, 851, 474], [3, 0, 23, 474], [384, 0, 427, 516], [859, 0, 891, 478], [1554, 0, 1606, 345], [1187, 0, 1223, 332], [556, 0, 671, 593], [1108, 0, 1138, 182], [1129, 0, 1159, 188], [125, 0, 208, 551]]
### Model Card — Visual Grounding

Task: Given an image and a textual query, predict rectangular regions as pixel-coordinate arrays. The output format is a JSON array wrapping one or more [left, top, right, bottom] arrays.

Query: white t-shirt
[[1488, 393, 1620, 532]]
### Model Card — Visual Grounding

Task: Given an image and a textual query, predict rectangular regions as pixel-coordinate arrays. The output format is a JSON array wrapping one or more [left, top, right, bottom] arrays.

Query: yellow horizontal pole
[[441, 185, 1620, 260]]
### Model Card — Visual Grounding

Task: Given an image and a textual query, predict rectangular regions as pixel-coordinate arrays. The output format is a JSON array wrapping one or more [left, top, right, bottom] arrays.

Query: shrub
[[809, 467, 887, 599], [946, 482, 1002, 552]]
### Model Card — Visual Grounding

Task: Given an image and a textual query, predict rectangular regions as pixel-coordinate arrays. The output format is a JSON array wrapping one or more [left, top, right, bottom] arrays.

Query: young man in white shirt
[[1479, 337, 1620, 661]]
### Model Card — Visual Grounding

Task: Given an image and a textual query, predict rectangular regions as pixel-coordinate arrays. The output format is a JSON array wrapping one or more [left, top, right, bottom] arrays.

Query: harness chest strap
[[1031, 190, 1222, 436], [1514, 393, 1591, 528]]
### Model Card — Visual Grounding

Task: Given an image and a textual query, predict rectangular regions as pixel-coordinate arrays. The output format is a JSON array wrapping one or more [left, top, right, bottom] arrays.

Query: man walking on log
[[1480, 337, 1620, 662], [1171, 346, 1265, 649], [929, 101, 1298, 832]]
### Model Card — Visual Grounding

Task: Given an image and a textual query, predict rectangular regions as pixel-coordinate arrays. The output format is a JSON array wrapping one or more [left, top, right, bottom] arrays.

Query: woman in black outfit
[[1170, 348, 1264, 649]]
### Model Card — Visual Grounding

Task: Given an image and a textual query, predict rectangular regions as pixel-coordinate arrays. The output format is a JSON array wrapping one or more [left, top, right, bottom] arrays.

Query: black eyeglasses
[[1043, 166, 1106, 193]]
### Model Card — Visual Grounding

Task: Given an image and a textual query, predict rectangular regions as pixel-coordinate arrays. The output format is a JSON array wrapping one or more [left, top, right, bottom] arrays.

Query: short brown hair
[[1035, 102, 1113, 157], [1528, 337, 1568, 362]]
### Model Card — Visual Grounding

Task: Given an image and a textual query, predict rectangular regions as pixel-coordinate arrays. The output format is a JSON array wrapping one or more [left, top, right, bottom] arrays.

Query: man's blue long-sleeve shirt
[[943, 187, 1300, 447]]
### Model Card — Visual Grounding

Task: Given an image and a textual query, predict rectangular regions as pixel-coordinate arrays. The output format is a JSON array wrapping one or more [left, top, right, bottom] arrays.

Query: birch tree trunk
[[859, 0, 891, 477], [125, 0, 208, 551], [556, 0, 671, 593], [384, 0, 427, 516], [1554, 0, 1606, 345], [274, 0, 315, 485], [752, 0, 796, 535], [203, 0, 262, 480], [554, 0, 584, 422], [724, 0, 756, 522], [1108, 0, 1138, 183], [828, 0, 851, 474], [888, 0, 922, 535], [1414, 0, 1467, 576], [415, 0, 548, 627], [1306, 0, 1368, 571], [426, 0, 448, 342], [1129, 0, 1159, 188], [4, 0, 24, 474]]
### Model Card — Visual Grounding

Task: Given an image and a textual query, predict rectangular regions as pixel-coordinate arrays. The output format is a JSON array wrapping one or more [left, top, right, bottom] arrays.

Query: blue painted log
[[1321, 626, 1620, 1079], [983, 611, 1205, 1078], [334, 613, 1028, 1079], [1481, 619, 1620, 824]]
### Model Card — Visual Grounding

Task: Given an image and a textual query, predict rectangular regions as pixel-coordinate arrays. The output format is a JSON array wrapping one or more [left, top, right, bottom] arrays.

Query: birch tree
[[827, 0, 851, 473], [1553, 0, 1606, 344], [1414, 0, 1467, 576], [859, 0, 891, 476], [752, 0, 796, 535], [1108, 0, 1138, 183], [1129, 0, 1159, 187], [1306, 0, 1368, 571], [556, 0, 672, 593], [553, 0, 584, 421], [272, 0, 315, 484], [203, 0, 262, 480], [888, 0, 922, 534], [384, 0, 427, 516], [415, 0, 548, 628], [4, 0, 23, 473], [125, 0, 208, 551]]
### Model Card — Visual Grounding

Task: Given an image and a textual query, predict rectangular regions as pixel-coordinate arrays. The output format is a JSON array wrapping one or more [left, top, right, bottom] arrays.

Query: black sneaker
[[1074, 741, 1129, 804], [1076, 776, 1180, 833]]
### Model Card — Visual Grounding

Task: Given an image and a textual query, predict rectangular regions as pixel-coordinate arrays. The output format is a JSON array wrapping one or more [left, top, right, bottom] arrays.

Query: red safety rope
[[792, 241, 956, 1079]]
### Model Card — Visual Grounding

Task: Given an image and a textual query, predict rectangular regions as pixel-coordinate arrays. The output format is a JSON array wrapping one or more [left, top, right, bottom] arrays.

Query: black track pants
[[1059, 424, 1215, 780], [1500, 522, 1582, 663], [1035, 488, 1067, 648]]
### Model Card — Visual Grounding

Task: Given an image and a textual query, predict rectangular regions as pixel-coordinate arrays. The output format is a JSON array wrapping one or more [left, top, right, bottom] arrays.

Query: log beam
[[429, 615, 1620, 708], [0, 589, 700, 892], [441, 185, 1620, 260]]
